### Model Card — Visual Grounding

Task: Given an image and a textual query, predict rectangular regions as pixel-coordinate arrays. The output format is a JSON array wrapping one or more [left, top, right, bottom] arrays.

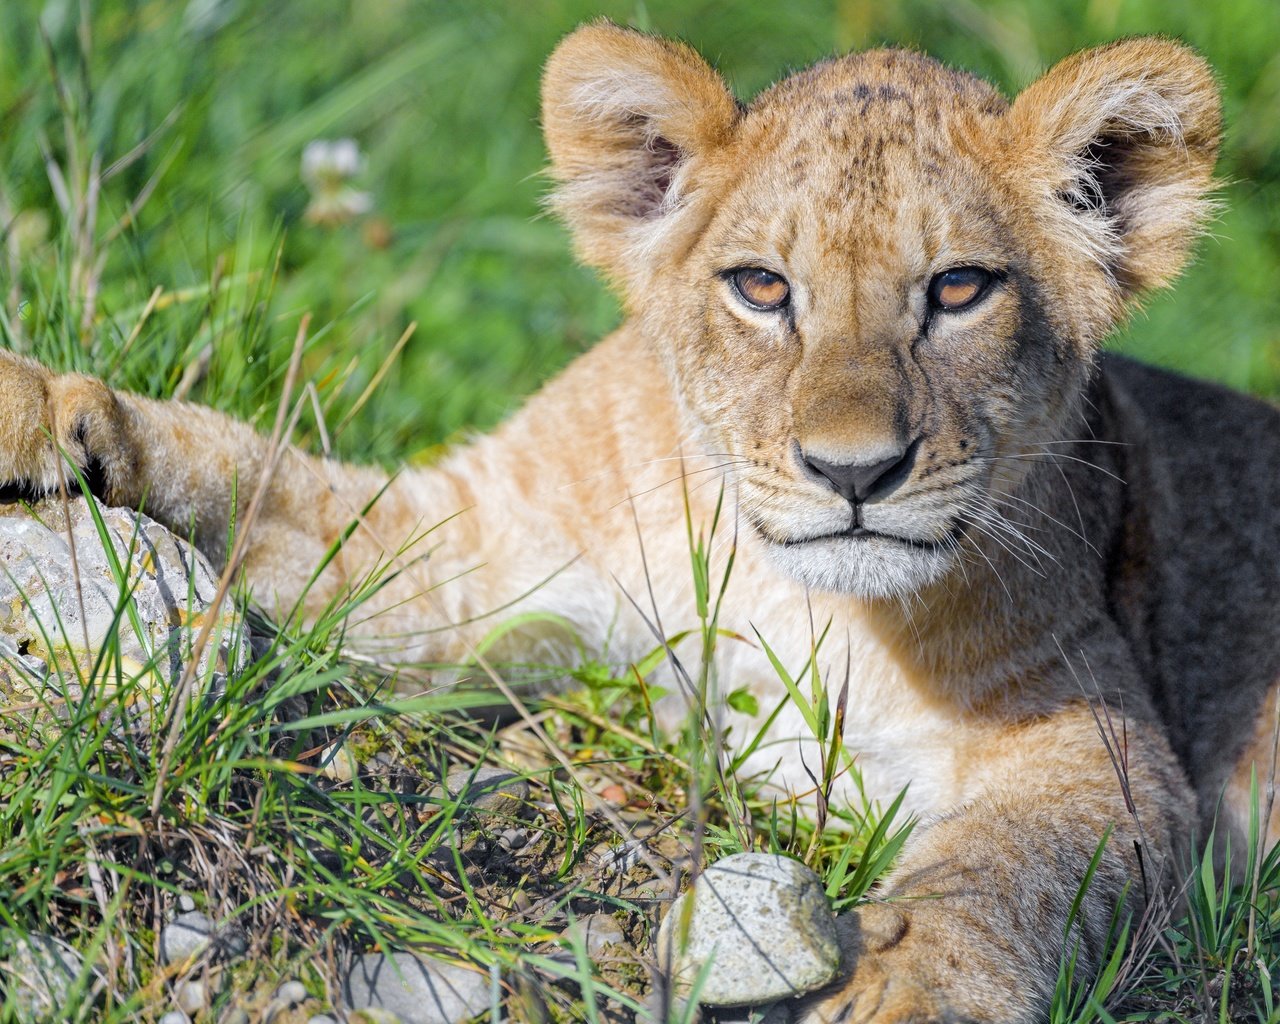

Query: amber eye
[[927, 267, 994, 312], [731, 268, 791, 311]]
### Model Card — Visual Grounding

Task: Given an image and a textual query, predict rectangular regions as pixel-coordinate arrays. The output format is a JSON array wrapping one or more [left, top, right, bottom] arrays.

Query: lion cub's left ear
[[1009, 38, 1221, 298], [541, 22, 739, 292]]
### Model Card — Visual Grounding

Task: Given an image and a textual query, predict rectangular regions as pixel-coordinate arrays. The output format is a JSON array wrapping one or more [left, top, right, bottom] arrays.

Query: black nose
[[803, 439, 920, 504]]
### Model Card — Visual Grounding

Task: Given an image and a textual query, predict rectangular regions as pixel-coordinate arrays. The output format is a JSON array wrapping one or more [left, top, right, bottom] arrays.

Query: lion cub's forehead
[[709, 49, 1011, 266], [736, 49, 1008, 191], [752, 48, 1007, 127]]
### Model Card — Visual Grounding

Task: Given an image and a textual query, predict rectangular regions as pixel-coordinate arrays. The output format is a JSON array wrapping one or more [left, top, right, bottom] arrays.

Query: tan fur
[[1, 25, 1277, 1021]]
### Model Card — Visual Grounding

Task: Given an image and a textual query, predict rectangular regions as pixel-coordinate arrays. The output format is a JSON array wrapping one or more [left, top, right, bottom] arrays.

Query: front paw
[[797, 905, 941, 1024], [797, 903, 1032, 1024], [0, 351, 127, 497]]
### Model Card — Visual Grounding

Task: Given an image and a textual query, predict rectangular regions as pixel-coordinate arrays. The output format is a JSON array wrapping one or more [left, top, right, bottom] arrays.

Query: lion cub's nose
[[802, 440, 919, 504]]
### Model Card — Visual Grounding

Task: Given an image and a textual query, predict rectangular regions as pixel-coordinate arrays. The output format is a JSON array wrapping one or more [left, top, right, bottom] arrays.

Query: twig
[[333, 322, 417, 437], [106, 285, 163, 376]]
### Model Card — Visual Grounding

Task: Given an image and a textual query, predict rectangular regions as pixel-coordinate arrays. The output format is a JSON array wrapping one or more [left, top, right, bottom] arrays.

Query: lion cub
[[2, 23, 1277, 1021]]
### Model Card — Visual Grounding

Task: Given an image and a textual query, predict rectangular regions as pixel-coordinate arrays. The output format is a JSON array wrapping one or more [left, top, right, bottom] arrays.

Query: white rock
[[343, 952, 489, 1024], [160, 912, 215, 965], [0, 497, 250, 719], [656, 853, 839, 1006], [175, 978, 209, 1015], [275, 979, 307, 1006], [158, 1013, 190, 1024]]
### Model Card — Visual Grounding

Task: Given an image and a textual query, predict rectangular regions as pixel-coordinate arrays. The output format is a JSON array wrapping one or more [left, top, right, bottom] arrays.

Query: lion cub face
[[543, 27, 1218, 596]]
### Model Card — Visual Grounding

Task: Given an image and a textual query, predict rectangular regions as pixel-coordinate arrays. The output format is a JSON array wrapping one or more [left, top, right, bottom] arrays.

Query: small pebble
[[160, 912, 215, 965], [308, 1016, 339, 1024], [440, 765, 530, 818], [320, 740, 360, 783], [159, 1013, 190, 1024], [563, 914, 627, 959], [599, 783, 627, 804], [586, 839, 642, 875], [275, 979, 308, 1006], [175, 979, 209, 1015], [498, 828, 526, 851], [656, 853, 839, 1006], [177, 894, 197, 913]]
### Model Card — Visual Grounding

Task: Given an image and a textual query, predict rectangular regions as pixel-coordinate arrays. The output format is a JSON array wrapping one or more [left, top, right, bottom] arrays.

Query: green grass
[[0, 0, 1278, 1021]]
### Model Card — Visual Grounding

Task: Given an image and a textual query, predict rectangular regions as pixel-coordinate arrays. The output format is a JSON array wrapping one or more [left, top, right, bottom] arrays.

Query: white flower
[[302, 138, 364, 186], [301, 139, 373, 226]]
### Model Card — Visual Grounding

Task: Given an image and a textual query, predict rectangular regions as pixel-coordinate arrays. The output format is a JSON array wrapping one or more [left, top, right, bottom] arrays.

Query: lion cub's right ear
[[541, 22, 739, 293]]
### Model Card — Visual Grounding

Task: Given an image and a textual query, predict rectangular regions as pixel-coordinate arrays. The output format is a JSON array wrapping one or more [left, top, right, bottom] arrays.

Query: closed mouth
[[778, 522, 966, 553]]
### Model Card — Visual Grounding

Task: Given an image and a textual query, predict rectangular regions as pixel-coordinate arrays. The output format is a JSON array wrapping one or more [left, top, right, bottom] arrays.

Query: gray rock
[[158, 1013, 190, 1024], [307, 1016, 340, 1024], [160, 912, 215, 965], [158, 911, 248, 966], [0, 497, 250, 718], [177, 894, 197, 913], [440, 765, 529, 818], [275, 979, 307, 1006], [343, 951, 489, 1024], [0, 932, 101, 1023], [656, 853, 839, 1007], [175, 978, 210, 1015], [563, 914, 627, 959]]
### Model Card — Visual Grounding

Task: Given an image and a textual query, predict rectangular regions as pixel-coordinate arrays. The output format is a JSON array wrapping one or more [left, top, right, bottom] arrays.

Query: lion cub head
[[542, 24, 1219, 597]]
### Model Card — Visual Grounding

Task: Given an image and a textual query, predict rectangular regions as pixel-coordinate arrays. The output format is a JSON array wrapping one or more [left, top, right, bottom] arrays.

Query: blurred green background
[[1, 0, 1277, 466]]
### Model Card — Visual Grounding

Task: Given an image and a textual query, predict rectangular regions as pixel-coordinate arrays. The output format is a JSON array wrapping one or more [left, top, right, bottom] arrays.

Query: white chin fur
[[766, 533, 954, 598]]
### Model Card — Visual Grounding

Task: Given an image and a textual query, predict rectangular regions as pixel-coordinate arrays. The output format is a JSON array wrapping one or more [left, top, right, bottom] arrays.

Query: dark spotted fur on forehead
[[752, 48, 1008, 117], [743, 48, 1010, 190]]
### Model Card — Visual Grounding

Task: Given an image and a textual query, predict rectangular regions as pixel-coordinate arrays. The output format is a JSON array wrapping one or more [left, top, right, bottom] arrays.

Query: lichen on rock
[[0, 495, 250, 721]]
